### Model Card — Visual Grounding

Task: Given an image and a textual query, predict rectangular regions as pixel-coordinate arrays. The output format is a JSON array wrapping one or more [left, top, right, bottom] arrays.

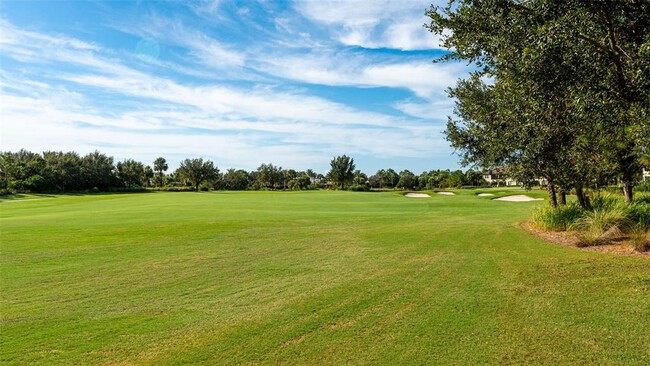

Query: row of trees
[[0, 150, 489, 193], [427, 0, 649, 207]]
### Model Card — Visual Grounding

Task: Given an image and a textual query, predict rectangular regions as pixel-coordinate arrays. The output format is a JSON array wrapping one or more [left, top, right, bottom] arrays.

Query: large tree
[[427, 0, 650, 205], [223, 169, 251, 190], [328, 155, 355, 189], [81, 151, 115, 190], [116, 159, 147, 188], [153, 157, 168, 188], [42, 151, 82, 192], [176, 158, 219, 192], [255, 163, 282, 189]]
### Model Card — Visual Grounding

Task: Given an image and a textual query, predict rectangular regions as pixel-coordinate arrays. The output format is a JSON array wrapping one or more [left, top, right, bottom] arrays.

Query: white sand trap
[[493, 195, 543, 202], [405, 193, 430, 198], [477, 193, 494, 197], [0, 198, 50, 203], [436, 192, 455, 195]]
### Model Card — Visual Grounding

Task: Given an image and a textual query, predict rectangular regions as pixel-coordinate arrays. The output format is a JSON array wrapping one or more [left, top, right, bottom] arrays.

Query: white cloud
[[109, 15, 245, 68], [0, 19, 99, 51], [254, 51, 465, 100], [393, 99, 454, 121], [0, 21, 452, 170], [0, 83, 445, 170], [0, 14, 462, 171], [295, 0, 445, 50]]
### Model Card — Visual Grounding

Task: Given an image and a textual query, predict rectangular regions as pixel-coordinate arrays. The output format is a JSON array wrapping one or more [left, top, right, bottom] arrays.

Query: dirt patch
[[522, 222, 650, 258], [494, 195, 543, 202], [405, 193, 430, 198]]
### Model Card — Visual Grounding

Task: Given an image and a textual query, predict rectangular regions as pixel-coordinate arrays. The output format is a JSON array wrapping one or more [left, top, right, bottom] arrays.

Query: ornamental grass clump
[[532, 203, 583, 231], [591, 192, 625, 211], [629, 224, 650, 252], [570, 206, 631, 247], [628, 197, 650, 252], [628, 201, 650, 230]]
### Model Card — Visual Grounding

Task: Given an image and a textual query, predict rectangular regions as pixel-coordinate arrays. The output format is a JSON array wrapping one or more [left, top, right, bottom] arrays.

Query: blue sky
[[0, 0, 470, 174]]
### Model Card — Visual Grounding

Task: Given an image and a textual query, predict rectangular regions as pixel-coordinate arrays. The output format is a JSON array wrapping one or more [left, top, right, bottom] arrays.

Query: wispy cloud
[[294, 0, 445, 50], [0, 0, 465, 172]]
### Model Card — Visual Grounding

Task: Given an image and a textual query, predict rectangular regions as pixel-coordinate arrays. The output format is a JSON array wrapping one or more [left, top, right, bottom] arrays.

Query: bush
[[633, 192, 650, 205], [628, 201, 650, 230], [149, 186, 195, 192], [636, 181, 650, 193], [532, 204, 583, 231], [629, 225, 650, 252], [347, 184, 370, 192], [591, 192, 624, 211], [570, 207, 631, 247]]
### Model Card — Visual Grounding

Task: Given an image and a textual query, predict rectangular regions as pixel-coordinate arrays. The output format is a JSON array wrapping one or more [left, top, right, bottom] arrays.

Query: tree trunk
[[548, 183, 558, 208], [558, 188, 567, 205], [575, 185, 590, 210], [622, 180, 633, 204], [617, 142, 636, 204]]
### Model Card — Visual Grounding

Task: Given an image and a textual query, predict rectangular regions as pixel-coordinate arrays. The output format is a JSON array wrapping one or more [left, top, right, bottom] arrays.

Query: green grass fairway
[[2, 190, 649, 365]]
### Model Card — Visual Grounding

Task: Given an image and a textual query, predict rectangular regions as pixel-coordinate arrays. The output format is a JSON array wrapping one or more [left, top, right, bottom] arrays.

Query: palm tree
[[153, 157, 168, 188]]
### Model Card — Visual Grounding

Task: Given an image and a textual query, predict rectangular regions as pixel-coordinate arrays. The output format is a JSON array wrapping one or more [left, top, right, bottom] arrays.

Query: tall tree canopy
[[328, 155, 355, 189], [427, 0, 650, 205], [176, 158, 219, 192], [153, 157, 168, 188]]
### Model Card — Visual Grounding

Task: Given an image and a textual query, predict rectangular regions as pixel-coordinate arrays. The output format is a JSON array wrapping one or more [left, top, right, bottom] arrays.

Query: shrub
[[149, 186, 195, 192], [629, 224, 650, 252], [570, 207, 631, 247], [591, 192, 624, 211], [532, 204, 583, 231], [348, 184, 370, 192], [633, 192, 650, 205], [636, 181, 650, 193], [628, 201, 650, 230]]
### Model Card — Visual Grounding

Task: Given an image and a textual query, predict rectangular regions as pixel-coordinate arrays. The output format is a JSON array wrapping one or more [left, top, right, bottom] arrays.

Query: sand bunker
[[436, 192, 455, 196], [405, 193, 431, 198], [493, 195, 543, 202], [477, 193, 494, 197]]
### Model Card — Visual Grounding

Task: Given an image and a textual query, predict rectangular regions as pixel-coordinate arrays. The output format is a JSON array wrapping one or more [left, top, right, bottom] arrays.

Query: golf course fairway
[[1, 190, 649, 365]]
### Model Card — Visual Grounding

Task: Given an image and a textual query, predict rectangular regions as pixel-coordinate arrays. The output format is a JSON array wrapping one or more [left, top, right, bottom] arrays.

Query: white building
[[643, 169, 650, 182], [482, 169, 504, 186]]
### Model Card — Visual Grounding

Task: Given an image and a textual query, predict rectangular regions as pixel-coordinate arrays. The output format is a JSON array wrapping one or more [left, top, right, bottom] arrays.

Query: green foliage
[[629, 201, 650, 231], [287, 175, 311, 191], [428, 0, 650, 205], [255, 163, 283, 189], [223, 169, 252, 190], [570, 207, 631, 247], [396, 170, 417, 190], [629, 225, 650, 252], [347, 184, 369, 192], [116, 159, 148, 188], [532, 204, 583, 231], [176, 158, 219, 192], [153, 157, 168, 188], [591, 193, 625, 211], [636, 181, 650, 193], [328, 155, 355, 189]]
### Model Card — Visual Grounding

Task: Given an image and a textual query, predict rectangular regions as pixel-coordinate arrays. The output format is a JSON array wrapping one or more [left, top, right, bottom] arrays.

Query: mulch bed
[[521, 222, 650, 258]]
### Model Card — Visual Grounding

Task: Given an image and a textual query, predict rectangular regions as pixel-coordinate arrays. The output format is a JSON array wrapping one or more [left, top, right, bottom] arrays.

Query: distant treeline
[[0, 149, 488, 194]]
